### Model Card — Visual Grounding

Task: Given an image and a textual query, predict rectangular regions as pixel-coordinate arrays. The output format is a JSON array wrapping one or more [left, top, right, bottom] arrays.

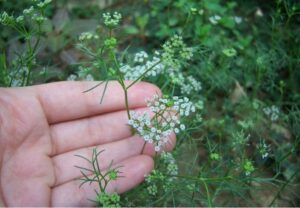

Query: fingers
[[34, 81, 161, 124], [52, 133, 176, 186], [50, 108, 149, 156], [51, 155, 154, 207]]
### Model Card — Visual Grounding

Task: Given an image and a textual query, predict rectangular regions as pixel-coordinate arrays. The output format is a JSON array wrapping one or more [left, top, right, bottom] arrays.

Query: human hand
[[0, 81, 176, 206]]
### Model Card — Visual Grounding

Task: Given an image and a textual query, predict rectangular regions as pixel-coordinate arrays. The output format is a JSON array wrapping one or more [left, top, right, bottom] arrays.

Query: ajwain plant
[[0, 0, 51, 87], [75, 148, 123, 207], [74, 11, 199, 206]]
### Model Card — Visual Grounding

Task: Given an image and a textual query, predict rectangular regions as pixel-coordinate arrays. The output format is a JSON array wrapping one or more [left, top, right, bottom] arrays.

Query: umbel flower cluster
[[120, 51, 164, 80], [119, 37, 201, 96], [145, 152, 179, 196], [120, 34, 194, 73], [128, 95, 196, 152], [161, 34, 193, 68], [0, 0, 51, 25], [78, 32, 99, 42], [263, 105, 280, 121], [67, 66, 94, 81], [103, 12, 122, 28]]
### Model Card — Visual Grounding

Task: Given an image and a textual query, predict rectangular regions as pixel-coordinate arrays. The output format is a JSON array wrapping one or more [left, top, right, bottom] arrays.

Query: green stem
[[117, 79, 131, 119], [167, 174, 233, 182], [24, 22, 43, 86], [202, 180, 213, 207], [124, 87, 130, 119], [92, 149, 105, 192]]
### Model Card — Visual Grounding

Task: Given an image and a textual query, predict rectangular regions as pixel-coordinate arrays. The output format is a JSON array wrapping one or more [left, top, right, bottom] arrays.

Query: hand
[[0, 81, 176, 206]]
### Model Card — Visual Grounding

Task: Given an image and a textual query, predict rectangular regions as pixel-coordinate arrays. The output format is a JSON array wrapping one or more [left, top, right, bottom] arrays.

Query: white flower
[[180, 76, 202, 95], [209, 15, 221, 25], [180, 124, 186, 131], [234, 16, 242, 24], [103, 12, 122, 27], [23, 6, 34, 15], [255, 8, 264, 17], [263, 105, 279, 121], [37, 0, 52, 8], [79, 32, 99, 41], [16, 16, 24, 23], [85, 74, 94, 81], [120, 51, 164, 80], [67, 74, 77, 81], [134, 51, 148, 63], [256, 140, 271, 159], [128, 95, 195, 152]]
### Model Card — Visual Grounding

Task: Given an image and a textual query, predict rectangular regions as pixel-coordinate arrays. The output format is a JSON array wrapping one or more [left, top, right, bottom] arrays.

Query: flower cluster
[[232, 130, 250, 148], [238, 120, 254, 130], [128, 111, 171, 152], [120, 51, 164, 80], [144, 152, 178, 196], [263, 105, 280, 121], [103, 12, 122, 28], [147, 95, 196, 117], [210, 152, 221, 161], [209, 15, 221, 25], [23, 6, 34, 15], [96, 192, 120, 207], [104, 37, 117, 49], [9, 67, 29, 87], [234, 16, 243, 24], [31, 14, 47, 23], [128, 95, 195, 152], [180, 76, 202, 95], [256, 140, 271, 159], [36, 0, 52, 8], [162, 35, 193, 68], [79, 32, 99, 41], [0, 0, 51, 26], [160, 152, 178, 177], [118, 37, 201, 98], [144, 170, 164, 196], [243, 159, 255, 176], [134, 51, 148, 63], [67, 66, 94, 81], [0, 12, 15, 25]]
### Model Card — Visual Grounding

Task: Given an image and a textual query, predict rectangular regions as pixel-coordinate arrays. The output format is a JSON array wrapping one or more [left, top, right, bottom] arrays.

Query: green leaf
[[125, 25, 139, 35], [220, 16, 235, 29], [136, 14, 149, 30]]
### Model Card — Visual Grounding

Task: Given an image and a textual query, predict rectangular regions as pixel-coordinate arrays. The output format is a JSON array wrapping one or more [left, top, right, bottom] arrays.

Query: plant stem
[[140, 141, 147, 154], [117, 79, 131, 119], [124, 87, 130, 119], [202, 180, 213, 207], [168, 174, 233, 182]]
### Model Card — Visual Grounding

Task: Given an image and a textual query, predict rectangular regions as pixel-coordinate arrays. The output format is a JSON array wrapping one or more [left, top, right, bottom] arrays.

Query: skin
[[0, 81, 176, 206]]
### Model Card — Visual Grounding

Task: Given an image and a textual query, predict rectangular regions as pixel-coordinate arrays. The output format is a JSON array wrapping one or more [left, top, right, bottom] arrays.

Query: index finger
[[33, 81, 161, 124]]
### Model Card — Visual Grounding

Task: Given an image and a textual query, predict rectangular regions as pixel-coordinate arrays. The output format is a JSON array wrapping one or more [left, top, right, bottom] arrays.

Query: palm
[[0, 81, 175, 206]]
